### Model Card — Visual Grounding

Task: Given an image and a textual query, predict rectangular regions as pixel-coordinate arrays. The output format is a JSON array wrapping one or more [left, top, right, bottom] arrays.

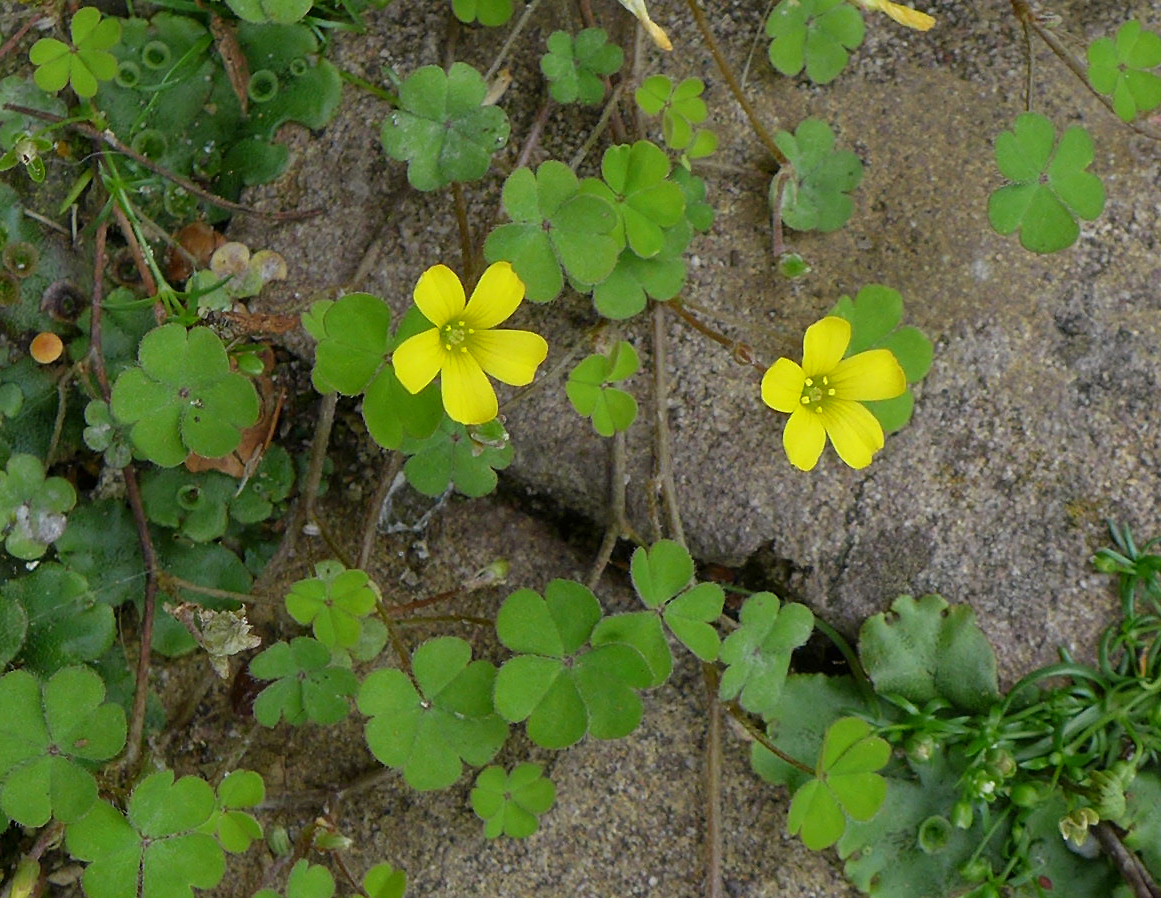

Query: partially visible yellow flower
[[761, 316, 906, 471], [851, 0, 935, 31], [393, 262, 548, 426], [617, 0, 673, 51]]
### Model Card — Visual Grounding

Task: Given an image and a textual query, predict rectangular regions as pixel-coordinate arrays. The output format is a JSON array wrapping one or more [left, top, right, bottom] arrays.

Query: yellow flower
[[852, 0, 935, 32], [761, 316, 906, 471], [393, 262, 548, 426]]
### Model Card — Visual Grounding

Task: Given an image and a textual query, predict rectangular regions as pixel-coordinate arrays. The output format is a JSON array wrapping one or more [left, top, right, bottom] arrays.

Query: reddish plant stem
[[451, 181, 475, 286], [91, 221, 160, 769], [576, 0, 628, 143], [664, 300, 765, 374], [683, 0, 787, 164]]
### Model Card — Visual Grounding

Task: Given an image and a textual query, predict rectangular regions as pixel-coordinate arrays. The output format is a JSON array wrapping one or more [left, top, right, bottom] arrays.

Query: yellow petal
[[819, 399, 885, 470], [441, 349, 497, 425], [413, 264, 466, 327], [463, 261, 525, 330], [864, 0, 935, 31], [801, 317, 851, 378], [616, 0, 673, 51], [761, 358, 806, 413], [829, 349, 906, 401], [392, 329, 445, 395], [783, 407, 827, 471], [469, 329, 548, 386]]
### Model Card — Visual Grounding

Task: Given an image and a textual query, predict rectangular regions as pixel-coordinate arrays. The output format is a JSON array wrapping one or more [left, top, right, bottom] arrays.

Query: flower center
[[800, 375, 835, 412], [442, 320, 473, 352]]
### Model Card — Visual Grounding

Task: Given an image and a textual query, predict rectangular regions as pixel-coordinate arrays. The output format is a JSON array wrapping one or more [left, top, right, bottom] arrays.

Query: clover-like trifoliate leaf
[[718, 591, 814, 718], [857, 594, 999, 713], [381, 62, 510, 191], [786, 716, 890, 849], [285, 560, 380, 649], [362, 863, 407, 898], [359, 636, 507, 791], [253, 859, 335, 898], [401, 417, 512, 497], [581, 141, 685, 259], [484, 161, 622, 302], [83, 399, 133, 468], [67, 770, 225, 898], [230, 444, 295, 523], [0, 452, 76, 559], [111, 324, 260, 467], [590, 611, 672, 687], [249, 637, 358, 726], [494, 580, 652, 748], [541, 28, 623, 105], [471, 763, 556, 838], [141, 466, 237, 543], [635, 75, 717, 158], [2, 563, 115, 674], [452, 0, 513, 26], [565, 341, 639, 436], [1087, 20, 1161, 123], [773, 118, 863, 233], [830, 284, 932, 433], [766, 0, 864, 85], [29, 7, 121, 99], [584, 221, 691, 320], [0, 667, 127, 827], [631, 538, 695, 607], [309, 292, 391, 395], [203, 769, 264, 853], [987, 112, 1105, 254]]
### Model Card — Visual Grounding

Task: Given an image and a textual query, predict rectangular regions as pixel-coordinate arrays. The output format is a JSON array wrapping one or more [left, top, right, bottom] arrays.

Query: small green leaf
[[363, 862, 408, 898], [0, 453, 76, 560], [470, 763, 556, 838], [250, 638, 358, 726], [381, 63, 510, 191], [857, 594, 999, 713], [541, 29, 623, 105], [630, 539, 694, 608], [310, 293, 391, 395], [284, 561, 379, 649], [718, 592, 814, 718], [401, 417, 512, 497], [582, 141, 685, 259], [1087, 20, 1161, 122], [766, 0, 864, 85], [988, 112, 1105, 253], [773, 118, 863, 233], [3, 563, 114, 674], [452, 0, 513, 26], [565, 342, 640, 436]]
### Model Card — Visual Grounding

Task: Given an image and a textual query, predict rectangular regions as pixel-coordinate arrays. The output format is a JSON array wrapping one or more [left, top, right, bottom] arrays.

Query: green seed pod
[[3, 242, 40, 278], [142, 40, 172, 70], [957, 857, 992, 883], [950, 800, 973, 830], [917, 815, 953, 854], [1008, 782, 1041, 808], [266, 825, 291, 856], [247, 70, 280, 104], [116, 60, 141, 88], [236, 351, 265, 377]]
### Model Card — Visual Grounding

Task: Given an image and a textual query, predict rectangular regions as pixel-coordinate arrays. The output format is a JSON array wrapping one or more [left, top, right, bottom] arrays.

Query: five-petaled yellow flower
[[761, 316, 906, 471], [393, 262, 548, 426]]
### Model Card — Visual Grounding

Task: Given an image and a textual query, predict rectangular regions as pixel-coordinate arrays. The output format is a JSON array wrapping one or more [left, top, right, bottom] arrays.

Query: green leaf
[[773, 118, 863, 233], [634, 75, 716, 156], [541, 29, 622, 105], [470, 763, 556, 838], [493, 582, 650, 748], [452, 0, 513, 26], [0, 453, 77, 560], [988, 112, 1105, 253], [363, 862, 408, 898], [362, 364, 443, 451], [0, 667, 126, 827], [358, 637, 507, 790], [3, 563, 115, 674], [718, 592, 814, 718], [857, 594, 999, 713], [401, 417, 512, 497], [590, 610, 672, 687], [250, 638, 358, 726], [0, 597, 27, 667], [565, 342, 640, 436], [111, 324, 259, 467], [630, 539, 694, 607], [583, 141, 685, 259], [381, 62, 510, 191], [766, 0, 864, 85], [484, 161, 622, 302], [29, 8, 121, 98], [67, 770, 225, 898], [284, 561, 379, 649], [310, 293, 391, 394], [663, 582, 723, 662], [787, 717, 888, 849], [1087, 21, 1161, 122]]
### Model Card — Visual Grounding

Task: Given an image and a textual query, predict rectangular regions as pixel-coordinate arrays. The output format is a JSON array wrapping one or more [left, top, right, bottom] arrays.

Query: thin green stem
[[725, 700, 814, 775]]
